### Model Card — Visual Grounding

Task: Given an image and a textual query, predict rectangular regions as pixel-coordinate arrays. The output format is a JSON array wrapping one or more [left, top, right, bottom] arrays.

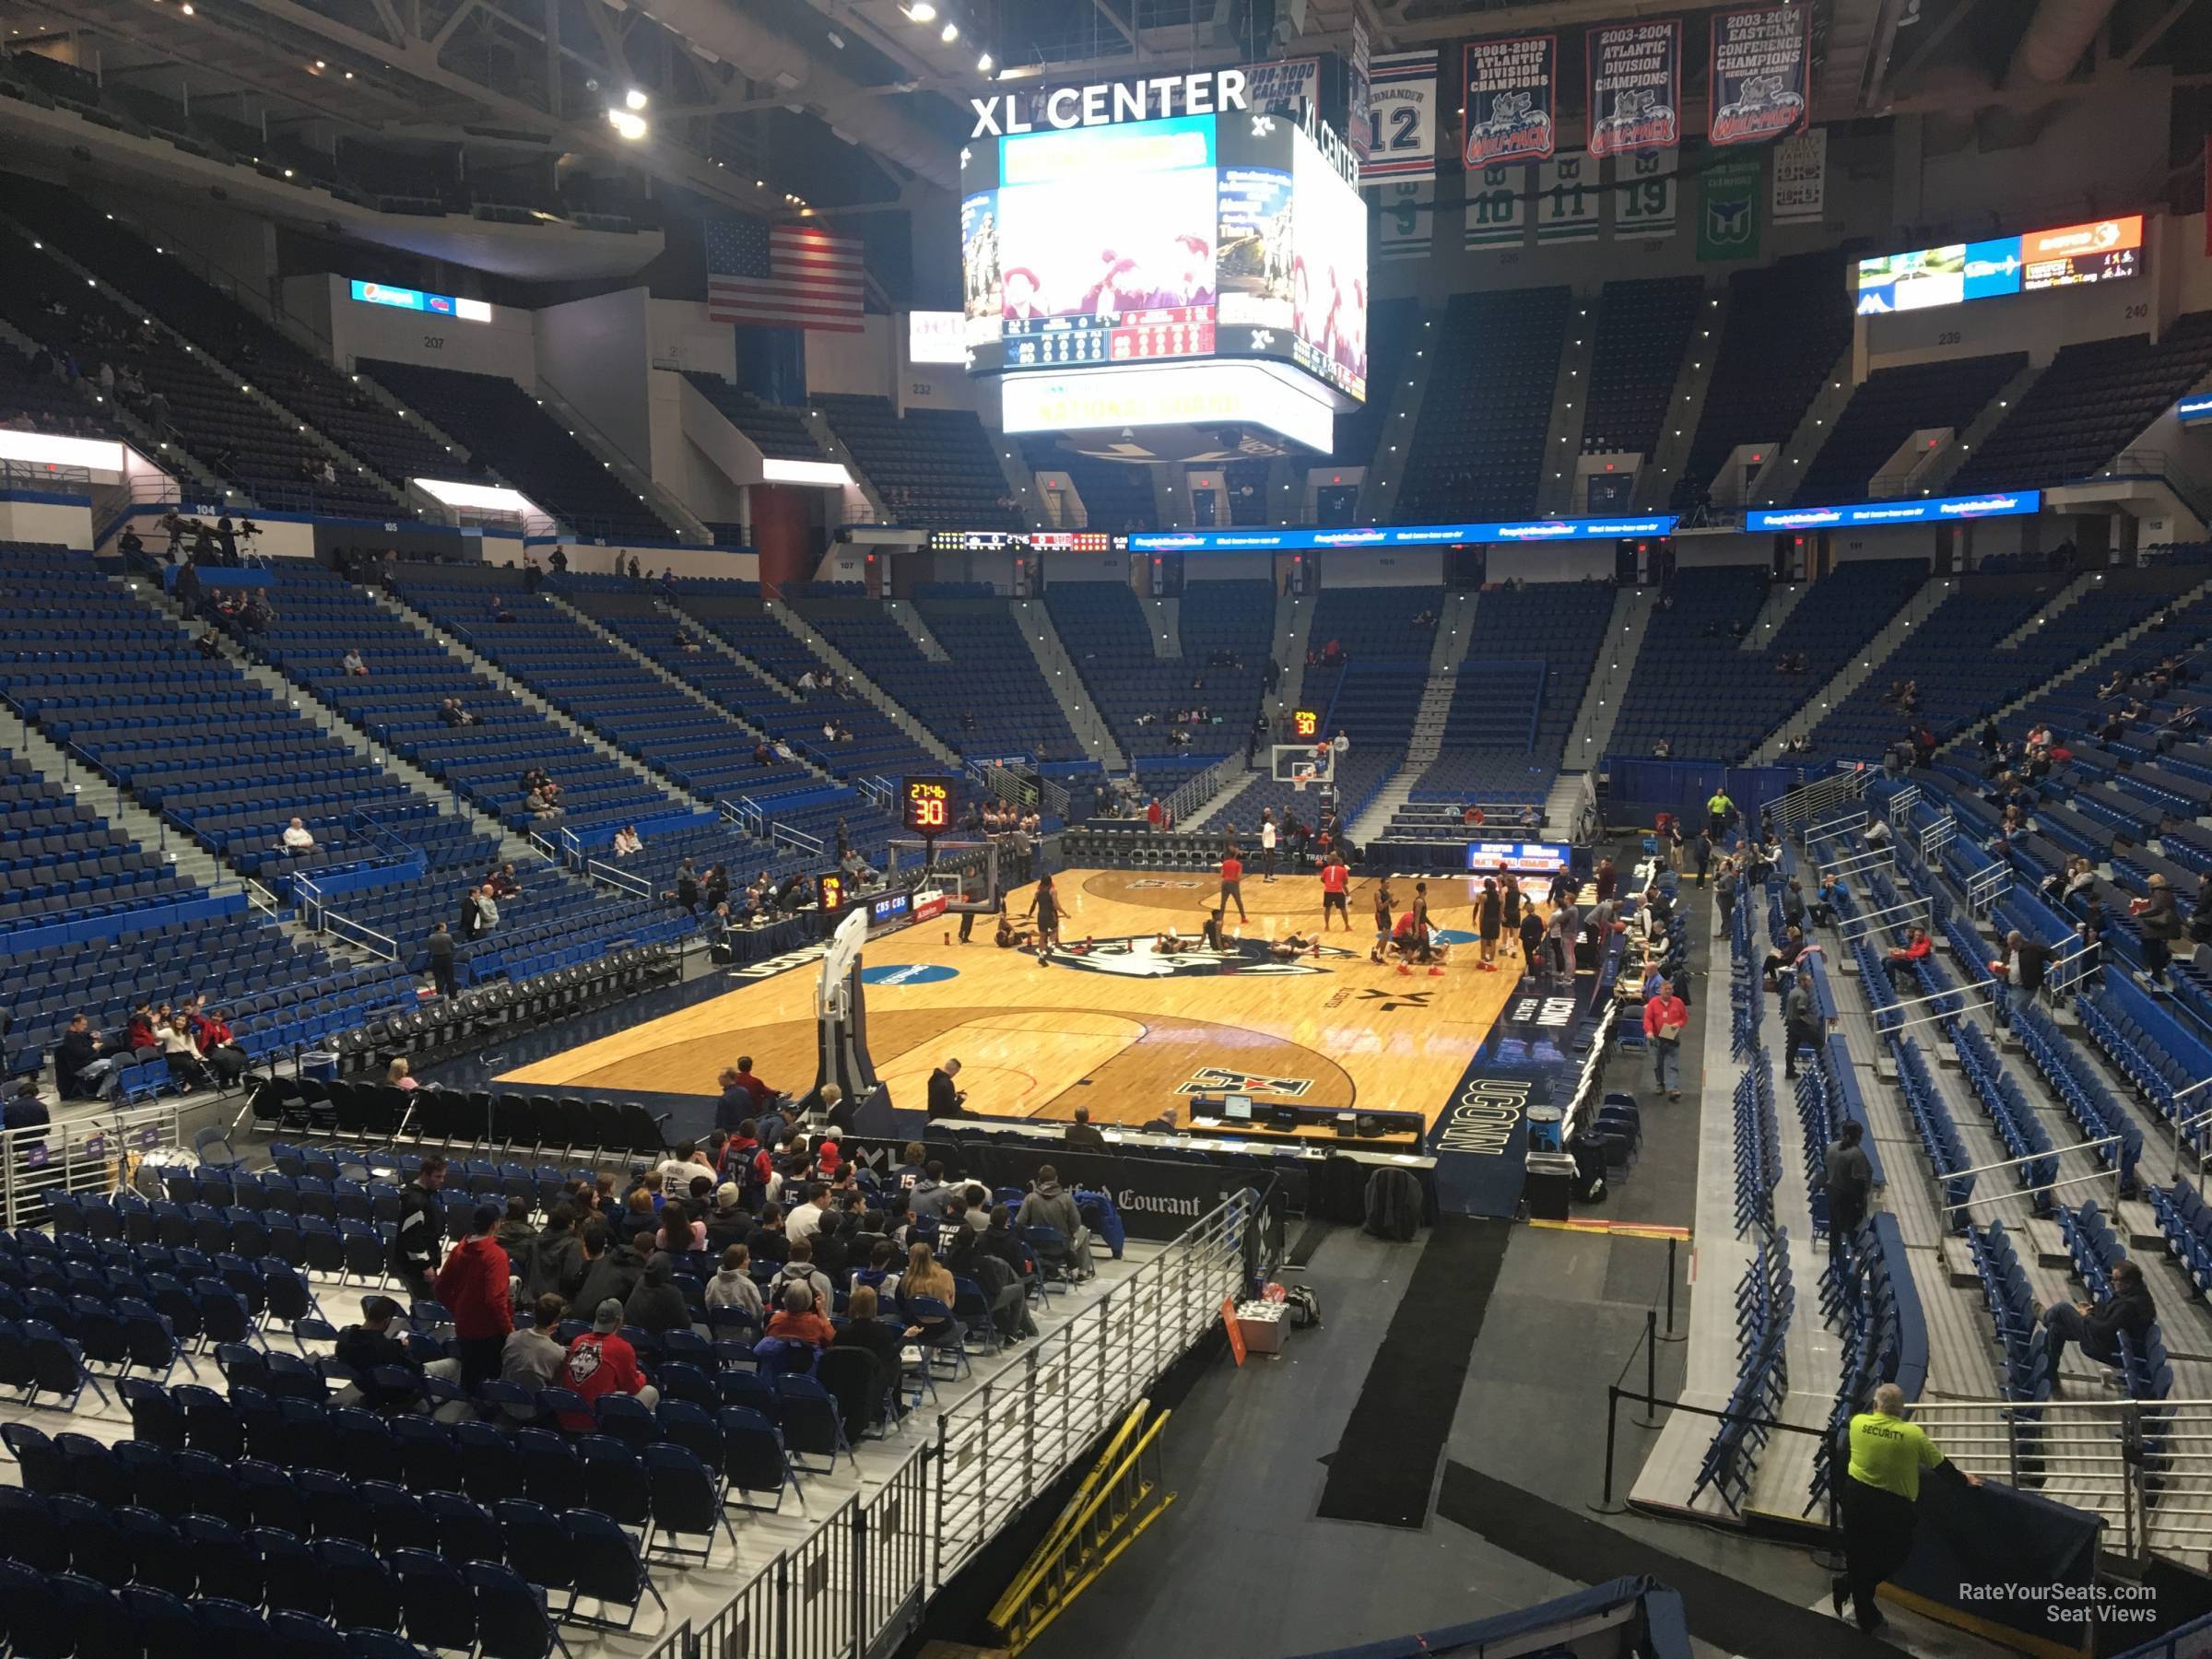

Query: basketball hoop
[[1291, 764, 1314, 793]]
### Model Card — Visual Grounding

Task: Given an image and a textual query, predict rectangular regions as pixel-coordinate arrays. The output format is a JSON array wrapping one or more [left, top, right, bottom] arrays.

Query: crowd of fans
[[336, 1112, 1103, 1440]]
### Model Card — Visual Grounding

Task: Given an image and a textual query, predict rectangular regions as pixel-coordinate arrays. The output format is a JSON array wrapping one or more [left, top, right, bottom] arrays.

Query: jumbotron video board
[[1854, 216, 2143, 316], [960, 75, 1368, 433]]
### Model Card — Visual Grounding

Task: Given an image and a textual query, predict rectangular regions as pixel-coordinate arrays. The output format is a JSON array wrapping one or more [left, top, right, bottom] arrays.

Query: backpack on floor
[[1362, 1166, 1422, 1241], [1285, 1285, 1322, 1329]]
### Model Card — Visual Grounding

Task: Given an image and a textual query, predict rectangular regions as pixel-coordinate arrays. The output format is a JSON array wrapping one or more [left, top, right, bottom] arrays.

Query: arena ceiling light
[[625, 88, 649, 111], [608, 108, 648, 140], [902, 1, 936, 19], [940, 20, 959, 41], [977, 51, 994, 74]]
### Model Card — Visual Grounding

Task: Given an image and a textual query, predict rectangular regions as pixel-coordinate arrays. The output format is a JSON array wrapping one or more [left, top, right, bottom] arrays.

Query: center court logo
[[1041, 935, 1358, 978]]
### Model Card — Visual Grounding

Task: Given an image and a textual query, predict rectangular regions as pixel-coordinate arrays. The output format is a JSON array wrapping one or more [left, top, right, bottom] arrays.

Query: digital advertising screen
[[1854, 216, 2141, 316], [349, 279, 492, 323], [961, 108, 1366, 408]]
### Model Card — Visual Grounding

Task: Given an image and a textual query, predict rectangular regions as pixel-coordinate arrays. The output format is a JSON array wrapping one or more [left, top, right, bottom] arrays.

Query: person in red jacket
[[557, 1300, 658, 1429], [1882, 926, 1934, 994], [1643, 979, 1688, 1100], [433, 1203, 514, 1387]]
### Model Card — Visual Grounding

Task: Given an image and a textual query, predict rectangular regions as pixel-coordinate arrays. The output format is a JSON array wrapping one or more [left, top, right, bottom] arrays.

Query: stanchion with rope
[[1655, 1234, 1687, 1344]]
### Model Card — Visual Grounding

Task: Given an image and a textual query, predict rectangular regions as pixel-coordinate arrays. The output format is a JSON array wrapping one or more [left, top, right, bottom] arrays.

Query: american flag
[[706, 218, 865, 332]]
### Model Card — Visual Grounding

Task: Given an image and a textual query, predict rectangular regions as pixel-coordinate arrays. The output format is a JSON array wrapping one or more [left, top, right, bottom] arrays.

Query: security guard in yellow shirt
[[1832, 1383, 1981, 1633]]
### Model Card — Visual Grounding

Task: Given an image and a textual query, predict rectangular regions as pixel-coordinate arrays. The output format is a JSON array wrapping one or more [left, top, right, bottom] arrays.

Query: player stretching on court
[[1320, 851, 1350, 929], [1219, 844, 1247, 922]]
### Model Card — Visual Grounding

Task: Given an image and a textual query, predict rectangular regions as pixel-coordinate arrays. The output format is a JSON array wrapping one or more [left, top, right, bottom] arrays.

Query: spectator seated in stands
[[1880, 927, 1934, 994], [708, 1244, 764, 1320], [281, 817, 316, 853], [1015, 1164, 1095, 1277], [340, 648, 369, 677], [2041, 1258, 2155, 1394], [1760, 924, 1814, 991], [765, 1282, 837, 1349], [53, 1012, 121, 1101], [556, 1299, 659, 1428], [438, 696, 479, 727], [3, 1078, 49, 1132], [613, 824, 642, 857]]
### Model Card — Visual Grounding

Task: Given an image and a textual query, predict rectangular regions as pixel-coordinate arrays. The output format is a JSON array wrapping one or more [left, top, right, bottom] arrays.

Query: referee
[[1832, 1383, 1980, 1634]]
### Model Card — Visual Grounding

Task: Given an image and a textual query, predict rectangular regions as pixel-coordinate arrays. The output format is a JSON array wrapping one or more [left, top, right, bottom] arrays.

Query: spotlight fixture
[[903, 0, 935, 18], [976, 51, 993, 72], [624, 87, 648, 110], [939, 19, 958, 40], [608, 108, 647, 139]]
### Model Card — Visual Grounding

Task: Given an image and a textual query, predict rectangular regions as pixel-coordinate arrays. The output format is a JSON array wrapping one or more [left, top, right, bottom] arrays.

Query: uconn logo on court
[[1438, 1077, 1530, 1159]]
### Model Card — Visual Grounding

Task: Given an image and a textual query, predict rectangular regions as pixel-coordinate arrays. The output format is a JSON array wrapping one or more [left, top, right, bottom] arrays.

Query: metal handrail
[[1, 1100, 186, 1228], [1948, 1135, 2119, 1182], [1836, 896, 1932, 939], [582, 857, 653, 899], [661, 1187, 1256, 1659], [323, 908, 399, 962], [1818, 847, 1896, 878]]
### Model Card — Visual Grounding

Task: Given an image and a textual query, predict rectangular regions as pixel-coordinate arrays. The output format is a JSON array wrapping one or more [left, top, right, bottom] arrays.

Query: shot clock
[[816, 872, 847, 912], [1291, 709, 1321, 740], [901, 775, 956, 838]]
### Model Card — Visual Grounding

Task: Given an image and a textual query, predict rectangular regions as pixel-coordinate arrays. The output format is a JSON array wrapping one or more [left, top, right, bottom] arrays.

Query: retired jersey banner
[[1535, 152, 1601, 242], [1378, 182, 1434, 261], [1613, 150, 1678, 239], [1709, 6, 1811, 147], [1465, 164, 1529, 249], [1771, 127, 1826, 223], [1362, 51, 1439, 183], [1586, 19, 1680, 159], [1463, 36, 1557, 168]]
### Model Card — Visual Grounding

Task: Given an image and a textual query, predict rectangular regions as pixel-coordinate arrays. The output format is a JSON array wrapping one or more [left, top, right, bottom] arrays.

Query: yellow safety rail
[[986, 1399, 1176, 1652]]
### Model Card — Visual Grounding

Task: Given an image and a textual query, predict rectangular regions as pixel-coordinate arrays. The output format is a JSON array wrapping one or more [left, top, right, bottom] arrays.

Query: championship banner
[[1465, 164, 1529, 249], [1697, 149, 1764, 262], [1362, 50, 1439, 183], [1535, 151, 1600, 243], [1241, 56, 1323, 129], [1613, 150, 1677, 240], [1709, 5, 1811, 147], [1771, 126, 1827, 224], [1586, 19, 1680, 159], [1463, 36, 1556, 168], [1378, 181, 1433, 260]]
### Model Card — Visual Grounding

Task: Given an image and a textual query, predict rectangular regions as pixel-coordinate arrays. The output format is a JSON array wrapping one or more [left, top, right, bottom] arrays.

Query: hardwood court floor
[[498, 870, 1553, 1134]]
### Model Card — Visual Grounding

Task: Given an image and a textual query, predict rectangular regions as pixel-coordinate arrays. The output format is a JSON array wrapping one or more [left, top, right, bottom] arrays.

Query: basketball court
[[495, 868, 1587, 1141]]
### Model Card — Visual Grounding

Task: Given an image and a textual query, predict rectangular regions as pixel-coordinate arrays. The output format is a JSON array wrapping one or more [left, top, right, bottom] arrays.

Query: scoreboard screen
[[1290, 709, 1321, 739], [901, 776, 956, 836], [1855, 215, 2142, 316]]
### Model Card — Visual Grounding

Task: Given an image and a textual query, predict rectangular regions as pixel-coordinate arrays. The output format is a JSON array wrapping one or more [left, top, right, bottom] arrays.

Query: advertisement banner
[[1463, 36, 1556, 168], [1465, 164, 1529, 249], [1613, 150, 1678, 239], [1709, 5, 1811, 147], [1771, 126, 1827, 223], [1586, 18, 1680, 159], [1361, 50, 1439, 183], [1535, 151, 1601, 242], [1378, 181, 1434, 261], [1697, 149, 1764, 262]]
